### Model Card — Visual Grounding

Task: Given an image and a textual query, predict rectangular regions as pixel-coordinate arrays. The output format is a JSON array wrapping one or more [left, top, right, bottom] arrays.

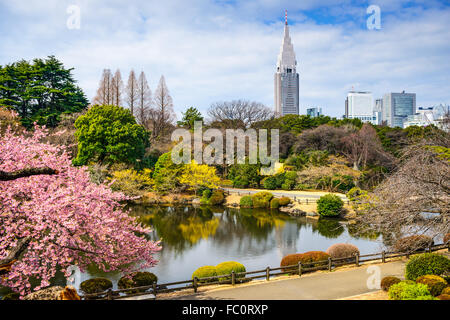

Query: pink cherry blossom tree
[[0, 123, 161, 297]]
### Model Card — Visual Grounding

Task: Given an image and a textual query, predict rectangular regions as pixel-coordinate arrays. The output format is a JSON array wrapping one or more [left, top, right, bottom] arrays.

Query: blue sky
[[0, 0, 449, 119]]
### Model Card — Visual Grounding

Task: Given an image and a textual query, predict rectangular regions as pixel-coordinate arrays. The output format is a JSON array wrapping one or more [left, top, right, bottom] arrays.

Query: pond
[[76, 205, 385, 290]]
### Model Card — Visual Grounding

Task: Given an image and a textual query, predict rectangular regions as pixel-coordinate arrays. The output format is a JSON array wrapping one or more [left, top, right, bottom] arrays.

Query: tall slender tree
[[135, 71, 152, 129], [125, 70, 139, 116], [92, 69, 113, 105], [151, 75, 175, 140], [111, 69, 123, 107]]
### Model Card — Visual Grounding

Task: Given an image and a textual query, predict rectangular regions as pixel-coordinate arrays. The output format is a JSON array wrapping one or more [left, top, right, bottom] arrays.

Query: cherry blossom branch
[[0, 168, 57, 181]]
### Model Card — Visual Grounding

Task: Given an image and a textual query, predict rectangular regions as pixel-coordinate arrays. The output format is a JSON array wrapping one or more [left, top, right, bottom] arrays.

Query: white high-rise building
[[274, 11, 299, 116], [345, 91, 377, 124]]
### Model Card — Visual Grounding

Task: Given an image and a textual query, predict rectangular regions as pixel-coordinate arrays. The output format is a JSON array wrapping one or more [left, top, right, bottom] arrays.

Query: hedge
[[240, 195, 253, 208], [80, 278, 113, 294], [388, 281, 431, 300], [192, 266, 218, 283], [326, 243, 360, 260], [415, 275, 447, 296], [118, 272, 158, 293], [280, 251, 330, 272], [405, 253, 450, 280], [215, 261, 246, 281], [279, 197, 291, 206], [316, 194, 343, 217], [252, 191, 273, 208], [380, 276, 401, 291]]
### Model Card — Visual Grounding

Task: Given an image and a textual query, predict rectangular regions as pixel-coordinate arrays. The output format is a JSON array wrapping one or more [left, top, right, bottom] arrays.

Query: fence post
[[382, 251, 386, 263], [193, 277, 198, 293], [355, 252, 360, 267], [298, 262, 302, 277], [231, 271, 236, 286], [152, 281, 157, 298], [107, 288, 113, 300], [266, 267, 270, 281], [328, 257, 332, 271]]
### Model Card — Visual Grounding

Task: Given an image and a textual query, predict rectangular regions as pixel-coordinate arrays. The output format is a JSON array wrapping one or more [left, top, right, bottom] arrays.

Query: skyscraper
[[382, 91, 416, 128], [274, 11, 299, 116], [344, 91, 377, 124]]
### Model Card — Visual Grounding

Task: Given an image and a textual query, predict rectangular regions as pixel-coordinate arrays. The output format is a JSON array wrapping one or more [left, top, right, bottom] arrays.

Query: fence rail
[[81, 242, 449, 300]]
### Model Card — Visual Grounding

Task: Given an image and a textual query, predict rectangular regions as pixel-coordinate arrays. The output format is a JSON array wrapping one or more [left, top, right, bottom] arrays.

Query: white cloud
[[0, 0, 449, 118]]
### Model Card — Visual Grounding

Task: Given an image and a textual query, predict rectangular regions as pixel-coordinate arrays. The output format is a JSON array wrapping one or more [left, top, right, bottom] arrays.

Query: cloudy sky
[[1, 0, 449, 118]]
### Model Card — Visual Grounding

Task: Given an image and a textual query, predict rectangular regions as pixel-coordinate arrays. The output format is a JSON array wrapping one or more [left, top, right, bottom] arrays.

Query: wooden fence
[[81, 242, 449, 300], [226, 190, 350, 205]]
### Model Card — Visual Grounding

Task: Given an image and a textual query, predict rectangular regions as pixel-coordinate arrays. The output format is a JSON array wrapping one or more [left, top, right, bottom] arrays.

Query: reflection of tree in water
[[313, 218, 345, 238], [347, 222, 381, 241], [131, 205, 218, 253]]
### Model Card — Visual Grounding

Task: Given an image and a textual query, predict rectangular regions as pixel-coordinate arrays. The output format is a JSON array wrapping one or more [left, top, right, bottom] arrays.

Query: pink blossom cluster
[[0, 125, 161, 297]]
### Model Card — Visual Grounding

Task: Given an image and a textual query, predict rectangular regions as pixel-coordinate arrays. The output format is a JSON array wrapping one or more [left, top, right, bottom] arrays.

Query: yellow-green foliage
[[416, 275, 447, 296], [252, 191, 273, 208], [240, 196, 253, 208], [178, 160, 221, 191], [216, 261, 246, 280], [346, 187, 371, 214], [388, 281, 432, 300], [192, 266, 217, 283], [425, 146, 450, 163], [270, 198, 280, 209], [109, 168, 153, 195], [279, 197, 291, 206]]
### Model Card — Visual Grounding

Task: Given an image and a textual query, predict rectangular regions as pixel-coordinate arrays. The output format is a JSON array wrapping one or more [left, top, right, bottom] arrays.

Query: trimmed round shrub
[[208, 190, 224, 205], [252, 191, 273, 208], [437, 294, 450, 300], [215, 261, 246, 281], [393, 235, 434, 252], [416, 275, 447, 296], [380, 276, 402, 291], [444, 233, 450, 244], [202, 189, 212, 199], [442, 287, 450, 295], [280, 251, 330, 272], [316, 194, 344, 217], [279, 197, 291, 206], [388, 281, 431, 300], [263, 176, 277, 190], [270, 198, 280, 209], [192, 266, 217, 283], [239, 195, 253, 208], [415, 295, 438, 300], [281, 180, 295, 190], [405, 253, 450, 280], [80, 278, 113, 294], [118, 272, 157, 292], [326, 243, 360, 260]]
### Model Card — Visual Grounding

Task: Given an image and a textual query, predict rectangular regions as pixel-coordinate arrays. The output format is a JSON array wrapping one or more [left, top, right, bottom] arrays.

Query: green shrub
[[263, 177, 277, 190], [405, 253, 450, 280], [437, 294, 450, 300], [215, 261, 246, 281], [388, 281, 431, 300], [202, 189, 212, 199], [279, 197, 291, 206], [316, 194, 344, 217], [252, 191, 273, 208], [416, 275, 447, 296], [192, 266, 218, 283], [270, 198, 280, 209], [80, 278, 113, 294], [281, 180, 295, 190], [380, 276, 402, 291], [393, 235, 434, 252], [240, 195, 253, 208], [415, 295, 438, 300], [325, 243, 359, 260], [208, 190, 224, 205], [118, 272, 158, 293], [280, 251, 330, 272], [284, 171, 297, 181]]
